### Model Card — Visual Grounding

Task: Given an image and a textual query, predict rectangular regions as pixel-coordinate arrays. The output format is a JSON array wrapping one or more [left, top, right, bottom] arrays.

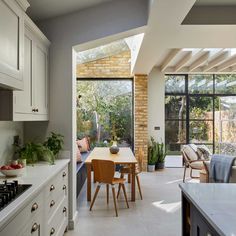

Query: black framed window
[[165, 74, 236, 155]]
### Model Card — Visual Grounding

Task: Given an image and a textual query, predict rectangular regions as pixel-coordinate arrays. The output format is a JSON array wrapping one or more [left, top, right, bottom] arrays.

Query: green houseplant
[[17, 142, 54, 165], [148, 137, 158, 172], [156, 142, 167, 169], [44, 132, 64, 158]]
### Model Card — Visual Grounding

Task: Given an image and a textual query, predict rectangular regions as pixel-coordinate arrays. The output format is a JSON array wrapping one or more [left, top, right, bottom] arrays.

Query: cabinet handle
[[50, 227, 55, 235], [62, 172, 67, 177], [31, 202, 38, 212], [63, 207, 67, 213], [63, 185, 67, 190], [50, 185, 55, 191], [31, 223, 39, 233], [50, 200, 55, 208]]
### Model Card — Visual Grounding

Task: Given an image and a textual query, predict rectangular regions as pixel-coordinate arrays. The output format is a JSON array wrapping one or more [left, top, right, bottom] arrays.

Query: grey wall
[[25, 0, 148, 228], [0, 122, 23, 165], [148, 68, 165, 142]]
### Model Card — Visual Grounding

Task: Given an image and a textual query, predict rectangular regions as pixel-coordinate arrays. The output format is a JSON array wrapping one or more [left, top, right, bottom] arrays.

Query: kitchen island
[[180, 183, 236, 236]]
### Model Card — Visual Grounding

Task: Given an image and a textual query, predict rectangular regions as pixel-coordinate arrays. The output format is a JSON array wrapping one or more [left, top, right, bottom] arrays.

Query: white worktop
[[180, 183, 236, 236], [0, 159, 70, 229]]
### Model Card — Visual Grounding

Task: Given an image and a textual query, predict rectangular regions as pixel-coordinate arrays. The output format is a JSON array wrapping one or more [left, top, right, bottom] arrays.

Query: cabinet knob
[[63, 207, 67, 213], [62, 172, 67, 177], [62, 185, 67, 190], [50, 200, 55, 208], [31, 223, 39, 233], [50, 185, 55, 191], [50, 227, 55, 235], [31, 202, 38, 212], [32, 108, 36, 112], [35, 108, 39, 112]]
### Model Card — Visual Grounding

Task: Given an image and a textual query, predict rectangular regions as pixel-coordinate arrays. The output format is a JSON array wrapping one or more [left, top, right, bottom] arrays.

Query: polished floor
[[65, 168, 197, 236]]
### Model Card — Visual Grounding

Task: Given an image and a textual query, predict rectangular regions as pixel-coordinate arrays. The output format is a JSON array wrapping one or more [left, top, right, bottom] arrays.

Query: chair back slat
[[92, 159, 115, 184]]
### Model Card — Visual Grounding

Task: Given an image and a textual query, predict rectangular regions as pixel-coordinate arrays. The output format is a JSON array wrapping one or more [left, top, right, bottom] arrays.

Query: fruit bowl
[[0, 168, 25, 177], [0, 164, 25, 177]]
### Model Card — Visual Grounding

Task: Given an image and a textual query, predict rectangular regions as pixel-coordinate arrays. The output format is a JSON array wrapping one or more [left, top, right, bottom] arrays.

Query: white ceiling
[[27, 0, 113, 21], [195, 0, 236, 6], [133, 0, 236, 74]]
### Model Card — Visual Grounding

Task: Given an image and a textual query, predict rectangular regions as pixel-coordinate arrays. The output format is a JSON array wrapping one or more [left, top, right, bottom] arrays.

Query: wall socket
[[13, 135, 20, 146]]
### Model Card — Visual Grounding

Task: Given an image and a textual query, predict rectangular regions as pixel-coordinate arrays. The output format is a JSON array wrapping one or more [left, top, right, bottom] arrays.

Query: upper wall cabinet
[[0, 14, 50, 121], [0, 0, 24, 90]]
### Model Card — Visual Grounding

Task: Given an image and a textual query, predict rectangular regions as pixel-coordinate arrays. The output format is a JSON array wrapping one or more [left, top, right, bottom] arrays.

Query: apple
[[1, 165, 9, 170], [10, 164, 18, 169], [14, 164, 23, 169]]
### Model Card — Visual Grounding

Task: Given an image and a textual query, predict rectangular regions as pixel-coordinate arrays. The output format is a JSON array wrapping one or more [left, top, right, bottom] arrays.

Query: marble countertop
[[180, 183, 236, 236], [0, 159, 70, 229]]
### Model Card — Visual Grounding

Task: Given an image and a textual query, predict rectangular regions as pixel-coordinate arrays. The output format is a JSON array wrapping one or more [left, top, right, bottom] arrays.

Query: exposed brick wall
[[134, 75, 148, 170], [77, 51, 131, 78], [77, 52, 148, 171]]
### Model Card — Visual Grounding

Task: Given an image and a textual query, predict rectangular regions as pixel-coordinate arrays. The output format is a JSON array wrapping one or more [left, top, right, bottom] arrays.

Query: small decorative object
[[109, 141, 119, 154]]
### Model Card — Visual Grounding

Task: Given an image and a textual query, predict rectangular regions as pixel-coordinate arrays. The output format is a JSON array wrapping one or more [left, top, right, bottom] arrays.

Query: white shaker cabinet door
[[14, 32, 33, 114], [33, 43, 48, 115], [0, 0, 23, 90]]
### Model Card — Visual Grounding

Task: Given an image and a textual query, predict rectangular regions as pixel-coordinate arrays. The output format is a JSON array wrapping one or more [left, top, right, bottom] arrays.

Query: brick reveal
[[134, 74, 148, 171]]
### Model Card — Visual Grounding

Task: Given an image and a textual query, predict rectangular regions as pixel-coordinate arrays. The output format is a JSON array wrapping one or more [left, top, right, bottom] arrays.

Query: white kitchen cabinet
[[0, 0, 24, 90], [0, 14, 50, 121], [14, 15, 50, 120], [0, 165, 69, 236]]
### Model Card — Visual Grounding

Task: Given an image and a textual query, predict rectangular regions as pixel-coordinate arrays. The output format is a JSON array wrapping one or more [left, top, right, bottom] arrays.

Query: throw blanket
[[210, 154, 235, 183]]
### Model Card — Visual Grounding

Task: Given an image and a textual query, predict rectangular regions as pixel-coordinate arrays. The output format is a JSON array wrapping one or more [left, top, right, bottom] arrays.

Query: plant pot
[[156, 162, 165, 169], [147, 164, 155, 172]]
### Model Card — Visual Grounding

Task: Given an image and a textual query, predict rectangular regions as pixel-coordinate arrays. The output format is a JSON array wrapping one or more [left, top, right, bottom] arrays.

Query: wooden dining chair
[[117, 147, 144, 200], [89, 159, 129, 217]]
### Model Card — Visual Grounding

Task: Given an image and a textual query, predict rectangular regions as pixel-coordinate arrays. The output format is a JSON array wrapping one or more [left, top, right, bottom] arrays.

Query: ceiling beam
[[189, 52, 210, 72], [230, 65, 236, 72], [203, 51, 229, 72], [160, 49, 181, 72], [174, 52, 192, 72], [217, 56, 236, 72]]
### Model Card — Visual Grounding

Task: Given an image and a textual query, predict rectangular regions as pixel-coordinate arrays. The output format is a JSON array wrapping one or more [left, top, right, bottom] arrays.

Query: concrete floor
[[65, 168, 197, 236]]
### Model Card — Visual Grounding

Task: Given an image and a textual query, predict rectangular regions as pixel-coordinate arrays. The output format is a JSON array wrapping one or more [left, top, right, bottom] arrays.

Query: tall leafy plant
[[148, 137, 158, 165], [157, 142, 167, 163]]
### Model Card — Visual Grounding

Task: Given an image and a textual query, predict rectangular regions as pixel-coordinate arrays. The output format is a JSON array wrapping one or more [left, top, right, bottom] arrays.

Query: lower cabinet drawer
[[0, 192, 43, 236], [45, 197, 68, 236], [19, 215, 43, 236]]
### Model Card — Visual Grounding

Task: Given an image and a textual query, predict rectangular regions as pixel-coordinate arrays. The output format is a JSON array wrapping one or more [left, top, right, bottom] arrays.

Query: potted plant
[[17, 142, 54, 165], [44, 132, 64, 158], [148, 137, 158, 172], [156, 142, 167, 170]]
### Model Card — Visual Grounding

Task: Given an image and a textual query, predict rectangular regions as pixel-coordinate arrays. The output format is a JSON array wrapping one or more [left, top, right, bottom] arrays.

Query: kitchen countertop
[[0, 159, 70, 229], [180, 183, 236, 236]]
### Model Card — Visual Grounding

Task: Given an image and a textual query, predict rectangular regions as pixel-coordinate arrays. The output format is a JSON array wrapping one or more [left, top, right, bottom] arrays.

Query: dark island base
[[182, 193, 220, 236]]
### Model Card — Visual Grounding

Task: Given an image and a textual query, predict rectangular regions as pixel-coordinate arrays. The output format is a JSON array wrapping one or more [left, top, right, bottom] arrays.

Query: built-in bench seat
[[76, 151, 90, 197]]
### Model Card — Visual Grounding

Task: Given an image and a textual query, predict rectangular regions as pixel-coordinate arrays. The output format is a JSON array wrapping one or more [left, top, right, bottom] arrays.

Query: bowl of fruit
[[0, 162, 25, 177]]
